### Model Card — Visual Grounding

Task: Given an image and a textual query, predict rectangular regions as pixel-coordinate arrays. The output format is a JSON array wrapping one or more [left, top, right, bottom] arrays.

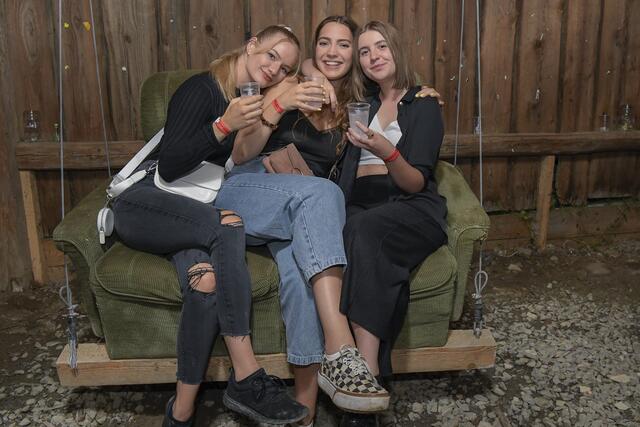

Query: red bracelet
[[383, 148, 400, 163], [272, 98, 284, 114], [214, 117, 231, 136]]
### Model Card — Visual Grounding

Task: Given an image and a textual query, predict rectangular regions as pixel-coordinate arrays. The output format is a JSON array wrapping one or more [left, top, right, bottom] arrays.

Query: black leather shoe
[[339, 412, 379, 427], [223, 368, 309, 425], [162, 395, 194, 427]]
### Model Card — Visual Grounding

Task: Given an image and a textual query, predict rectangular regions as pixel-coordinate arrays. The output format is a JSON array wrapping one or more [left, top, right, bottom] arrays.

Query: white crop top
[[358, 114, 402, 166]]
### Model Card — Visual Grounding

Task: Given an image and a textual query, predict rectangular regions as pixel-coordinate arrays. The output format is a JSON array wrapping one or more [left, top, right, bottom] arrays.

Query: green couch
[[53, 70, 490, 361]]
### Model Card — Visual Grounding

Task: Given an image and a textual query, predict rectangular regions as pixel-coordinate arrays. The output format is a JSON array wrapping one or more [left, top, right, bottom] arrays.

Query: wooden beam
[[15, 132, 640, 170], [16, 141, 145, 170], [56, 330, 495, 387], [19, 171, 46, 284], [488, 202, 640, 247], [534, 156, 556, 250]]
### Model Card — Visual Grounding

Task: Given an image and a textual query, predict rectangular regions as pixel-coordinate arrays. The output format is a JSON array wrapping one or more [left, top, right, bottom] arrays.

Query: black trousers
[[111, 162, 252, 384], [340, 175, 447, 376]]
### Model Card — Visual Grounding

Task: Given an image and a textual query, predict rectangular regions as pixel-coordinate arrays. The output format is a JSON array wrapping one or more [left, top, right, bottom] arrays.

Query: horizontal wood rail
[[16, 131, 640, 170], [56, 329, 496, 387]]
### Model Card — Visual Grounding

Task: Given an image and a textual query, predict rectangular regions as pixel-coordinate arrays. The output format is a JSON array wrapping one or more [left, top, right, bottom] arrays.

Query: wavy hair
[[311, 15, 359, 156]]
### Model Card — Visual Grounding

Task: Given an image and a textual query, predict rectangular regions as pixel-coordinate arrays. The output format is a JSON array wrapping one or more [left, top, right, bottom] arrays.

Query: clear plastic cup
[[347, 102, 370, 137], [304, 75, 325, 109], [239, 81, 260, 97]]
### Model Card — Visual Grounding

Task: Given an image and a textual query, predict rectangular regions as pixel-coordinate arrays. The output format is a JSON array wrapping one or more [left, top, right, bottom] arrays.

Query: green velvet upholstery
[[52, 70, 489, 361]]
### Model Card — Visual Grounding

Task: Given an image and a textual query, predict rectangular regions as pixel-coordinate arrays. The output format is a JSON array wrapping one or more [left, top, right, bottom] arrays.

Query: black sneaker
[[223, 368, 309, 425], [339, 412, 379, 427], [162, 395, 194, 427]]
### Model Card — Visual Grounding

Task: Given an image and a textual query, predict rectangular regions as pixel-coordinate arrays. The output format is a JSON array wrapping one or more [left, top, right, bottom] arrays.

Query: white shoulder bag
[[97, 128, 225, 243]]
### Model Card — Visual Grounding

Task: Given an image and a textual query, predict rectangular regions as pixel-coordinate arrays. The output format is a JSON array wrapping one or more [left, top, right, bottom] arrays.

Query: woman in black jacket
[[338, 19, 448, 388]]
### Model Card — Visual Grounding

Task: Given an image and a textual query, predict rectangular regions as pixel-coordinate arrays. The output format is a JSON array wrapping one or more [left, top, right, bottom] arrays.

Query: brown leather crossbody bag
[[262, 143, 314, 176]]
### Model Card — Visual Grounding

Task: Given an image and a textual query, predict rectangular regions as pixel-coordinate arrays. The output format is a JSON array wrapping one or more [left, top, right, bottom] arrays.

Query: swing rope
[[453, 0, 489, 338], [57, 0, 79, 370], [472, 0, 488, 337]]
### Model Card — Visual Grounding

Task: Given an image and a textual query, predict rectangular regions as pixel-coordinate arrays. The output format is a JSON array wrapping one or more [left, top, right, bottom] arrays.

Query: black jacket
[[335, 86, 448, 232]]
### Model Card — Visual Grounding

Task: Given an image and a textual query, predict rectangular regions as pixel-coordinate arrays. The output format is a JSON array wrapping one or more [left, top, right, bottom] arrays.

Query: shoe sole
[[317, 372, 390, 413], [222, 392, 308, 425]]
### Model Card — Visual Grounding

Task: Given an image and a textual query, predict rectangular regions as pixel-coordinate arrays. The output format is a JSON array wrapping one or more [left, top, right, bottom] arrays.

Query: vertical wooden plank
[[623, 0, 640, 116], [188, 0, 244, 70], [0, 0, 33, 290], [510, 0, 563, 211], [19, 171, 47, 284], [311, 0, 347, 33], [250, 0, 307, 53], [348, 0, 390, 26], [5, 0, 58, 141], [157, 0, 188, 71], [434, 0, 477, 134], [477, 0, 518, 212], [57, 0, 114, 141], [514, 0, 563, 132], [393, 0, 436, 85], [555, 0, 601, 206], [433, 0, 478, 201], [624, 0, 640, 198], [588, 0, 632, 199], [101, 0, 158, 140], [535, 155, 556, 250]]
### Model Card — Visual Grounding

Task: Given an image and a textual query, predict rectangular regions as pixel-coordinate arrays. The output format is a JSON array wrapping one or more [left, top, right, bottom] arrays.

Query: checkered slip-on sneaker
[[317, 346, 390, 412]]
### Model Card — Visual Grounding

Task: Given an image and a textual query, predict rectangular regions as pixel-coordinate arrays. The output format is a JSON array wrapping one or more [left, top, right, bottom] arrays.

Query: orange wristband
[[383, 148, 400, 163], [272, 98, 284, 114], [214, 117, 231, 136]]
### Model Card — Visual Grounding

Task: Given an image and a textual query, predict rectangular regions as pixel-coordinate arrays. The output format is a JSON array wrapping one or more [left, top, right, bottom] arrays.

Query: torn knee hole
[[187, 263, 216, 292], [220, 210, 243, 227]]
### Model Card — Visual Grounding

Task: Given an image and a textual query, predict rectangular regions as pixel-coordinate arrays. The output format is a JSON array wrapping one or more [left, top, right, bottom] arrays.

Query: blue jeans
[[111, 162, 252, 384], [215, 158, 347, 365]]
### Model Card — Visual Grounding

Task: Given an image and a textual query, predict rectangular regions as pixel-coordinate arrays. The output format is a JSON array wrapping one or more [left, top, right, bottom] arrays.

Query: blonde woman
[[111, 26, 307, 426]]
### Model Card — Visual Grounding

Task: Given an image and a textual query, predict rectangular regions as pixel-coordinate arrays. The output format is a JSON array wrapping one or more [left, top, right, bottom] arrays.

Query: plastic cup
[[240, 81, 260, 97], [304, 75, 325, 109], [347, 102, 370, 137]]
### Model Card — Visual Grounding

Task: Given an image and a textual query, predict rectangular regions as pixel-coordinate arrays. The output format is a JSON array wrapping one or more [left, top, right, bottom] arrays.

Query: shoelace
[[340, 348, 371, 378], [251, 373, 286, 401]]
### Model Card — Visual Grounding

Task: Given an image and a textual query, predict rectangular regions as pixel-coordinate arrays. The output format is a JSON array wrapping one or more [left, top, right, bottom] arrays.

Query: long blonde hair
[[210, 25, 301, 100]]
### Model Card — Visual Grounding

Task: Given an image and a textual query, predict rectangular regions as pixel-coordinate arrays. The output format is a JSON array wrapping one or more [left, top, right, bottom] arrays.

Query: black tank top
[[261, 110, 341, 178]]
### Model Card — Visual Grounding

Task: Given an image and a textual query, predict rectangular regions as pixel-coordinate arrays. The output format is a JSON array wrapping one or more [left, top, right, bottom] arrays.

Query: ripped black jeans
[[111, 163, 252, 384]]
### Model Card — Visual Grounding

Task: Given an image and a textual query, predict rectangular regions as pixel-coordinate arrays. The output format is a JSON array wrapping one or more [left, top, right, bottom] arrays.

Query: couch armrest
[[53, 182, 110, 337], [435, 161, 490, 320]]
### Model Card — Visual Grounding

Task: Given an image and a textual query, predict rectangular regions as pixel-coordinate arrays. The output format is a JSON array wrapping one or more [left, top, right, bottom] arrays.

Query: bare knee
[[219, 210, 243, 227], [187, 262, 216, 293]]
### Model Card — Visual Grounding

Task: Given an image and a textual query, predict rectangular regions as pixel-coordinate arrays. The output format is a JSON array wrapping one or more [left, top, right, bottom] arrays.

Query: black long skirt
[[340, 175, 446, 376]]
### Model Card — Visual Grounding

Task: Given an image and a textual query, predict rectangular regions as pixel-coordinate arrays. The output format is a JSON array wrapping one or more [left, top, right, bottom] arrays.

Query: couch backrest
[[140, 70, 203, 140]]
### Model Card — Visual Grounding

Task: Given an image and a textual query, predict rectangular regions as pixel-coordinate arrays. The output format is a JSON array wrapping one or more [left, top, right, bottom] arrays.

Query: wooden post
[[19, 171, 47, 284], [535, 155, 556, 250]]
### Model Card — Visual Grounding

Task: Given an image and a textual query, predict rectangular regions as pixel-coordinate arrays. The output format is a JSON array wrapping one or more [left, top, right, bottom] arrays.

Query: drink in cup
[[304, 75, 325, 109], [347, 102, 370, 137], [240, 81, 260, 97]]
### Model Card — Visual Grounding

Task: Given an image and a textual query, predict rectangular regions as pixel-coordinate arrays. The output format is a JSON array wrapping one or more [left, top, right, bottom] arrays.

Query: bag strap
[[106, 128, 164, 198]]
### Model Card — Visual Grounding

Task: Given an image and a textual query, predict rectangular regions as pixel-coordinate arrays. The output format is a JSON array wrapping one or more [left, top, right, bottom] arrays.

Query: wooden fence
[[1, 0, 639, 286]]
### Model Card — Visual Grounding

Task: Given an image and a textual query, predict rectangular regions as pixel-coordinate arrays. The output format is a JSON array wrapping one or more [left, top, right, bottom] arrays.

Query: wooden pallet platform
[[56, 329, 496, 387]]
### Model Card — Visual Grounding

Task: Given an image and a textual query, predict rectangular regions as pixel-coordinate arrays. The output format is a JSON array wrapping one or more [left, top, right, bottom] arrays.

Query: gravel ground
[[1, 238, 639, 426]]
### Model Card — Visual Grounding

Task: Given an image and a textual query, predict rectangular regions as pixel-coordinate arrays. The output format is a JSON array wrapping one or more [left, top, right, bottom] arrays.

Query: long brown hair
[[210, 25, 301, 100], [352, 21, 415, 101], [311, 15, 359, 156]]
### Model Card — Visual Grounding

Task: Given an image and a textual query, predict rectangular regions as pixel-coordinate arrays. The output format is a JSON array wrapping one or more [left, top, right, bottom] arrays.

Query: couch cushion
[[95, 242, 278, 304], [409, 245, 457, 296]]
